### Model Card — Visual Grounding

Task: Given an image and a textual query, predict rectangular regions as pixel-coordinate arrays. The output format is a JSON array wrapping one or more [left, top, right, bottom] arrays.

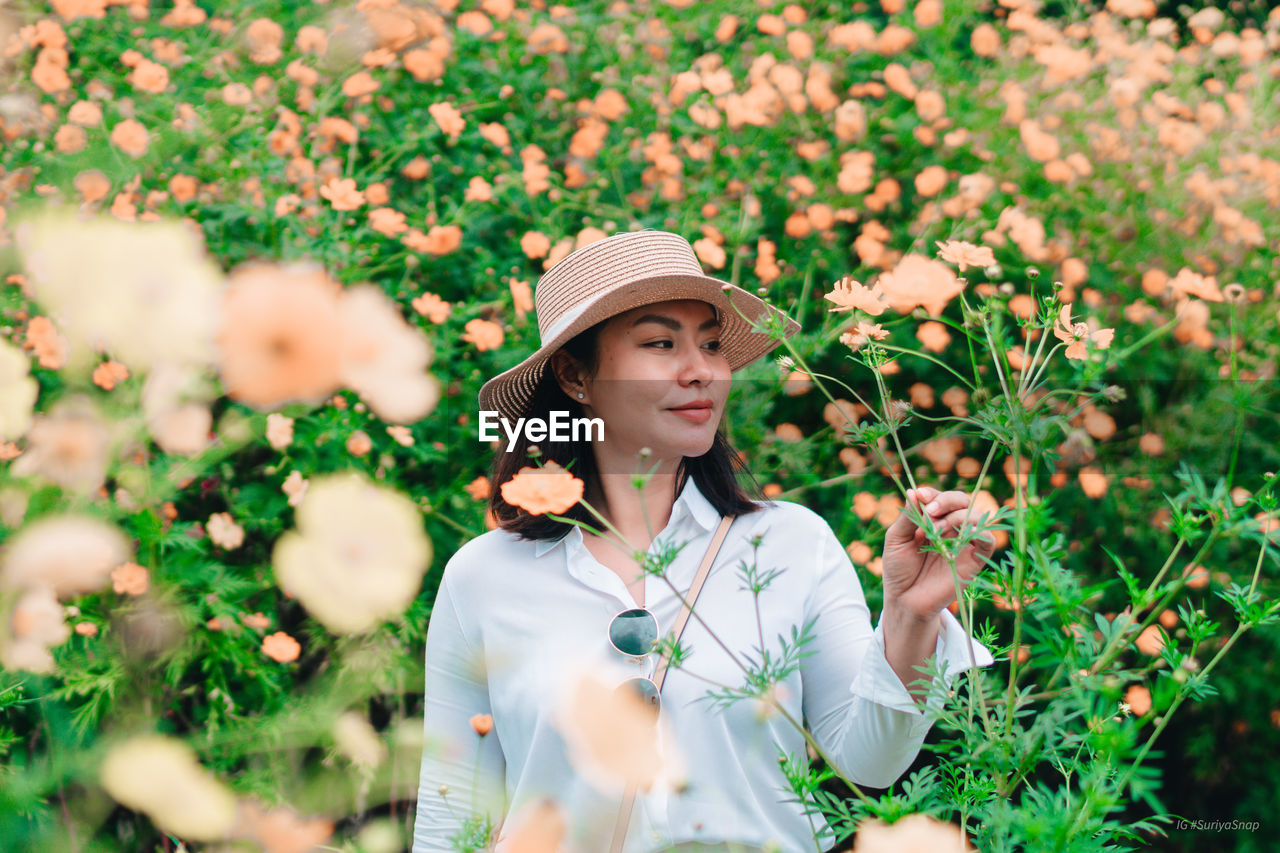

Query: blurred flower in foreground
[[0, 339, 39, 440], [338, 284, 440, 423], [497, 797, 568, 853], [1053, 303, 1115, 360], [272, 472, 431, 634], [551, 662, 686, 795], [0, 514, 130, 598], [0, 584, 70, 674], [9, 395, 111, 494], [852, 814, 971, 852], [216, 263, 344, 409], [333, 710, 388, 771], [499, 460, 584, 515], [230, 797, 335, 853], [140, 363, 215, 456], [98, 734, 238, 841], [14, 213, 224, 374], [935, 239, 996, 273]]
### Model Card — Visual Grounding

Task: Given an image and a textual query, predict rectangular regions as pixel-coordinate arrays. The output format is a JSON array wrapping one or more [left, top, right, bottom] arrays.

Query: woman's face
[[571, 299, 731, 467]]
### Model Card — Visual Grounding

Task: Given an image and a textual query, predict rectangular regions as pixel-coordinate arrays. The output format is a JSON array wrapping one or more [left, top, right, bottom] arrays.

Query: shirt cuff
[[850, 608, 996, 717]]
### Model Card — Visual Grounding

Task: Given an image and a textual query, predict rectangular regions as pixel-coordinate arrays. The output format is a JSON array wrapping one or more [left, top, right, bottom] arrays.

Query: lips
[[668, 400, 713, 424]]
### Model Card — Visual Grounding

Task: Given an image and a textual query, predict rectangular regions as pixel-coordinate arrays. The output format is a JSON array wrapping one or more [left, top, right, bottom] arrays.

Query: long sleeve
[[798, 522, 994, 790], [412, 573, 508, 853]]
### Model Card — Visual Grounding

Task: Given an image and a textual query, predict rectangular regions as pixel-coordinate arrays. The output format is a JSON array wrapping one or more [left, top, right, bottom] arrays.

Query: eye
[[644, 340, 673, 349], [705, 339, 722, 351]]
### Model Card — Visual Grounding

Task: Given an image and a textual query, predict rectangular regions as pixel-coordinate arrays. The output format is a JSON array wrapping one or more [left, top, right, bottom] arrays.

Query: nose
[[678, 341, 716, 387]]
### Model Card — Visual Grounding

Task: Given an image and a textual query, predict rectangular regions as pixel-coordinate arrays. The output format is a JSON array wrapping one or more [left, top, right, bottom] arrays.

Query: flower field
[[0, 0, 1278, 851]]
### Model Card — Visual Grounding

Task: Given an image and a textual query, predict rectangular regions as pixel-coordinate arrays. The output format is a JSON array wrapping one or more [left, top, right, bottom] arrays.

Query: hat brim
[[477, 273, 800, 423]]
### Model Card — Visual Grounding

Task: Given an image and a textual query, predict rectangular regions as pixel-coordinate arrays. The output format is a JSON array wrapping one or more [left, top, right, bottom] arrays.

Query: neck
[[584, 457, 684, 555]]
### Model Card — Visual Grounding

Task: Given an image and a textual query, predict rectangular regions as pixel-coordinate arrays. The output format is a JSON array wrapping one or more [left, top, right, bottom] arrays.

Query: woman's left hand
[[880, 485, 997, 618]]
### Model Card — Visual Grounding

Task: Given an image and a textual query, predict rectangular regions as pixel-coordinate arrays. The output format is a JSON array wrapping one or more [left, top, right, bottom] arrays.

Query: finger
[[910, 486, 940, 510], [887, 496, 937, 548]]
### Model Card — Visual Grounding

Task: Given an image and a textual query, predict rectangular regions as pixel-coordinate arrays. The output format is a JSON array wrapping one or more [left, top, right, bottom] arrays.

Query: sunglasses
[[609, 607, 664, 718]]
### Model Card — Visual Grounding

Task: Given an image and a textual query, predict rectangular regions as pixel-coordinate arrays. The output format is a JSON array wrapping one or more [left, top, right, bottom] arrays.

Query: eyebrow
[[629, 313, 721, 332]]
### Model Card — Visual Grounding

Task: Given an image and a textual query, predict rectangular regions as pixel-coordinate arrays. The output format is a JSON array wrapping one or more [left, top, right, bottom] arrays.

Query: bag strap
[[608, 513, 735, 853]]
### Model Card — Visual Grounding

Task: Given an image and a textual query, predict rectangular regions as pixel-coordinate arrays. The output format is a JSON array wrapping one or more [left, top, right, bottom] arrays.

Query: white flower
[[272, 472, 431, 633]]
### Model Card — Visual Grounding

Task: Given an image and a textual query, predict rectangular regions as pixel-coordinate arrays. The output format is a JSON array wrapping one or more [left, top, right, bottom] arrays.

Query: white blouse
[[412, 475, 994, 853]]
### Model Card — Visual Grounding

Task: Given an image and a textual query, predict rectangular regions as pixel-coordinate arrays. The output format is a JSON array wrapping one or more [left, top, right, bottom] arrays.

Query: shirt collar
[[532, 473, 720, 557]]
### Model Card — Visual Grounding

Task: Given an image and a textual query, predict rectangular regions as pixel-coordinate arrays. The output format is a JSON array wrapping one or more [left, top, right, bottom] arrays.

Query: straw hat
[[478, 230, 801, 422]]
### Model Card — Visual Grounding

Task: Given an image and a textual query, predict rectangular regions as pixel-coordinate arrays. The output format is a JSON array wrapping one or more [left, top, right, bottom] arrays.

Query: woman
[[412, 230, 995, 853]]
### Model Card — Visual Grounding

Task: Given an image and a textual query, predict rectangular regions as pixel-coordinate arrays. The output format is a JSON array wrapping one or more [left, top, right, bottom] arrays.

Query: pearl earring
[[576, 392, 584, 399]]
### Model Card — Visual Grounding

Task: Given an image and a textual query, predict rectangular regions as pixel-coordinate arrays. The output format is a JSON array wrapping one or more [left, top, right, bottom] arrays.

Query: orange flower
[[25, 316, 69, 369], [342, 70, 379, 98], [346, 430, 372, 457], [500, 460, 584, 515], [509, 278, 533, 319], [68, 100, 103, 126], [207, 512, 245, 549], [1135, 624, 1164, 656], [54, 124, 86, 154], [221, 83, 252, 106], [411, 292, 452, 324], [319, 177, 365, 211], [31, 49, 71, 93], [935, 240, 996, 273], [215, 263, 344, 409], [876, 254, 965, 316], [428, 101, 465, 138], [169, 174, 198, 202], [110, 119, 150, 158], [1168, 267, 1223, 302], [839, 320, 889, 352], [419, 224, 462, 255], [914, 165, 947, 197], [461, 318, 504, 351], [1125, 684, 1152, 716], [479, 122, 511, 150], [464, 476, 491, 500], [368, 207, 407, 236], [824, 274, 888, 316], [128, 58, 170, 94], [296, 25, 328, 54], [246, 18, 284, 64], [161, 0, 206, 26], [1078, 466, 1109, 498], [262, 631, 300, 662], [521, 231, 552, 259], [470, 713, 494, 736], [527, 23, 569, 54], [92, 360, 129, 390], [1053, 303, 1115, 360], [692, 237, 726, 269], [464, 176, 493, 202], [403, 48, 446, 82], [111, 561, 149, 596]]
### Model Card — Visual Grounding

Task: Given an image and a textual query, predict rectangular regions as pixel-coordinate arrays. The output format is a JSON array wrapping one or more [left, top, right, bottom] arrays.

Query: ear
[[548, 350, 587, 400]]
